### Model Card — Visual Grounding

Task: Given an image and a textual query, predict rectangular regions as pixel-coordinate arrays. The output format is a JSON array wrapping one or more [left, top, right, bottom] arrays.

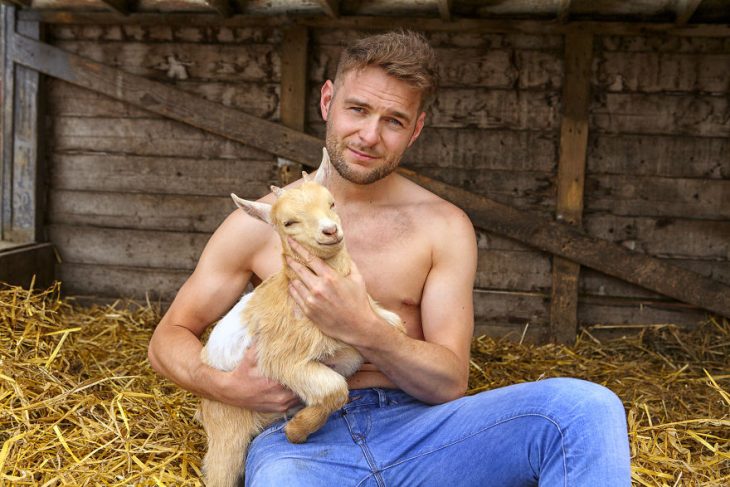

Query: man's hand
[[215, 345, 301, 413], [286, 238, 379, 345]]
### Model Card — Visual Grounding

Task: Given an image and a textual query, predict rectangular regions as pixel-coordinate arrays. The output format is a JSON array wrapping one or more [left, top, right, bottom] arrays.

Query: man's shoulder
[[395, 173, 474, 232]]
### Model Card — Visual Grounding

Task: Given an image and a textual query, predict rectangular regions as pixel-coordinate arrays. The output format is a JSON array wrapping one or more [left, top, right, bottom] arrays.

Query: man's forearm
[[355, 318, 469, 404]]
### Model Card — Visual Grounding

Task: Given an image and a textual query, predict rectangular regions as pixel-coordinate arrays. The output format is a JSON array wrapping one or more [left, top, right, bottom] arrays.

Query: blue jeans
[[246, 378, 631, 486]]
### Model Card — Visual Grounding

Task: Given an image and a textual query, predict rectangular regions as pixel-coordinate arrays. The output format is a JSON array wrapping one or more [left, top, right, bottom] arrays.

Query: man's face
[[320, 67, 426, 185]]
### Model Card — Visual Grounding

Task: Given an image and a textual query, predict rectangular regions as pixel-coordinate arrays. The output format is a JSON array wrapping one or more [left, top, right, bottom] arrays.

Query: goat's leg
[[200, 399, 276, 487], [278, 362, 350, 444]]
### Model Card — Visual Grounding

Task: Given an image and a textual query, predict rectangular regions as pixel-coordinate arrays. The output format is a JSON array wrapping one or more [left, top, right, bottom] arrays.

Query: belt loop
[[376, 388, 387, 407]]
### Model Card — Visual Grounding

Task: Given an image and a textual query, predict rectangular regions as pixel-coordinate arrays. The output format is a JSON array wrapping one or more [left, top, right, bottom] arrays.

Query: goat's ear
[[314, 147, 331, 185], [301, 171, 311, 182], [270, 185, 286, 198], [231, 193, 272, 224]]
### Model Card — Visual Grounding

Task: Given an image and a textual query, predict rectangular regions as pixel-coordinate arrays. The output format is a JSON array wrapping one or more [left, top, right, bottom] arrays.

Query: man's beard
[[325, 121, 402, 185]]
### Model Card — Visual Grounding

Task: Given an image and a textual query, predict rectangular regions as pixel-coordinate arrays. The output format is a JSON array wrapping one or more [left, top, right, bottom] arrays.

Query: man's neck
[[319, 166, 398, 207]]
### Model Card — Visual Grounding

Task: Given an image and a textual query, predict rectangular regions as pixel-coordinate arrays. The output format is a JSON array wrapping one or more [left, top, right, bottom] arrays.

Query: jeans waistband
[[345, 387, 406, 410]]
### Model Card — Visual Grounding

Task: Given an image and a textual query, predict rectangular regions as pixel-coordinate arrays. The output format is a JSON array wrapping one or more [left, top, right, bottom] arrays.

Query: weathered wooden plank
[[578, 300, 706, 328], [307, 123, 558, 172], [583, 214, 730, 260], [595, 51, 730, 94], [437, 0, 453, 22], [599, 35, 729, 53], [475, 250, 551, 291], [202, 0, 233, 18], [404, 167, 555, 214], [306, 87, 561, 130], [4, 17, 44, 243], [0, 242, 56, 290], [48, 79, 280, 120], [50, 154, 276, 196], [57, 262, 189, 302], [315, 0, 338, 18], [12, 33, 324, 166], [588, 133, 729, 178], [585, 174, 730, 220], [47, 190, 233, 233], [311, 45, 563, 90], [48, 24, 282, 44], [473, 289, 549, 336], [278, 25, 308, 185], [550, 30, 593, 343], [1, 6, 14, 241], [52, 117, 272, 159], [591, 93, 730, 137], [675, 0, 703, 26], [582, 260, 730, 299], [16, 11, 730, 37], [49, 224, 207, 269], [399, 168, 730, 319], [52, 40, 280, 82], [98, 0, 129, 16]]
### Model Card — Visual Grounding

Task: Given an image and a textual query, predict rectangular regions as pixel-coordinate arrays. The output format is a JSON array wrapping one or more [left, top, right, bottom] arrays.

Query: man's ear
[[407, 111, 427, 148], [231, 193, 272, 225], [320, 80, 334, 121]]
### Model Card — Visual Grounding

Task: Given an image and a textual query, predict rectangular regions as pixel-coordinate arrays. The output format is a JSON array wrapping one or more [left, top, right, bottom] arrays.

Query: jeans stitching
[[344, 413, 386, 487], [380, 413, 568, 486]]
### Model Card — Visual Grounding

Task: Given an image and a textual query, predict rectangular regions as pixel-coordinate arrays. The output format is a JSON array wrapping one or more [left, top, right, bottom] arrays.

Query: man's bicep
[[160, 211, 263, 337], [420, 211, 478, 360]]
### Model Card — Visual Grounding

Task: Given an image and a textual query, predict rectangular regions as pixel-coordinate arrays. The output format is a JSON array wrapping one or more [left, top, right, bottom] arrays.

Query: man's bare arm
[[288, 207, 477, 404], [147, 210, 299, 412]]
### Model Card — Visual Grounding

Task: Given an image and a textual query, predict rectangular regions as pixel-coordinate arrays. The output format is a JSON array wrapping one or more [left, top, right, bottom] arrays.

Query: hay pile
[[1, 283, 728, 485]]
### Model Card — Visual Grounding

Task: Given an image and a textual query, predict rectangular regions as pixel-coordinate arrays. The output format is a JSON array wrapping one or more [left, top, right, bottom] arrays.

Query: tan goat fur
[[198, 149, 405, 487]]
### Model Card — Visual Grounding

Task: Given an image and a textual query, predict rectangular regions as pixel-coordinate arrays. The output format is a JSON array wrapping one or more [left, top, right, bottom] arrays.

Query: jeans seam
[[344, 414, 386, 487], [380, 413, 568, 486]]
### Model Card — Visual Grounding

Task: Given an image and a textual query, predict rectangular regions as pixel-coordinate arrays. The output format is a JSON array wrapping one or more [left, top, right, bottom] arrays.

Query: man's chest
[[252, 215, 432, 310]]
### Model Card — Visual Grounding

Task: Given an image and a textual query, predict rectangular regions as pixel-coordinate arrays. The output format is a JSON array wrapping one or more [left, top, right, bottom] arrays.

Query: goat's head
[[231, 148, 344, 260]]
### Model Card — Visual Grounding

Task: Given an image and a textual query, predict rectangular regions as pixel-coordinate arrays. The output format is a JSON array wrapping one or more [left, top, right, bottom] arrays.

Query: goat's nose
[[321, 223, 338, 236]]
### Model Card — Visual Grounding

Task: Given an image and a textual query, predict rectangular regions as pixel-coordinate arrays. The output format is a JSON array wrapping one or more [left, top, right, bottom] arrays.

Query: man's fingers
[[288, 238, 329, 276]]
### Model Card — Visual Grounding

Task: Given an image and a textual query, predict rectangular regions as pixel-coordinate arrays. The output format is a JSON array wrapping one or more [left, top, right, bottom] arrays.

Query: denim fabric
[[246, 378, 631, 486]]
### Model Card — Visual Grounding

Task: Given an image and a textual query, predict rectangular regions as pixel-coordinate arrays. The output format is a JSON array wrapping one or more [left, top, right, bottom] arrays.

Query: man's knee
[[544, 378, 626, 426]]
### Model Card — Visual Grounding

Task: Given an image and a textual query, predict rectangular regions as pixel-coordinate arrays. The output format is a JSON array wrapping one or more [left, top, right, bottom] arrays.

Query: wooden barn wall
[[43, 24, 729, 339]]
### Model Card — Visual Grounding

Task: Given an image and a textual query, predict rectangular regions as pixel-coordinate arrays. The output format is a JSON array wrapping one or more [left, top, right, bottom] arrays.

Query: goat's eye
[[284, 220, 299, 227]]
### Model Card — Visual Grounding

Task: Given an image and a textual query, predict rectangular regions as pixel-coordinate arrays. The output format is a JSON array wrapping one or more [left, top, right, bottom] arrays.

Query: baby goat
[[198, 149, 405, 487]]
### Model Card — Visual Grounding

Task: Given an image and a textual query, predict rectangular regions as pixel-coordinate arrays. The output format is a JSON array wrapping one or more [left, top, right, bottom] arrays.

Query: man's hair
[[334, 30, 439, 111]]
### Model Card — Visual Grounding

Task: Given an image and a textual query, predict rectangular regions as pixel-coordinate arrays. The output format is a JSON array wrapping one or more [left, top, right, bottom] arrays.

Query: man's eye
[[388, 118, 404, 127], [284, 221, 299, 227]]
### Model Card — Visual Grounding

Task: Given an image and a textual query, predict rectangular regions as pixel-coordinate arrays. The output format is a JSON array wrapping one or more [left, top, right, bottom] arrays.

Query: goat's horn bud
[[302, 171, 310, 182], [270, 185, 285, 198]]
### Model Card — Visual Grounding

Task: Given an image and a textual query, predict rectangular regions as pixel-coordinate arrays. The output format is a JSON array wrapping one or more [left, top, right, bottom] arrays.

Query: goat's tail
[[199, 399, 273, 487]]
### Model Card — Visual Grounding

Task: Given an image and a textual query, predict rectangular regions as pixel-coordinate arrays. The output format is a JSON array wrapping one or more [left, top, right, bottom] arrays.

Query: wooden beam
[[202, 0, 233, 18], [549, 29, 593, 344], [98, 0, 130, 16], [557, 0, 571, 23], [397, 168, 730, 320], [11, 33, 730, 320], [14, 11, 730, 37], [0, 242, 56, 289], [278, 25, 309, 184], [10, 33, 323, 167], [437, 0, 453, 22], [675, 0, 703, 25], [0, 5, 14, 241], [315, 0, 339, 18], [1, 0, 30, 9]]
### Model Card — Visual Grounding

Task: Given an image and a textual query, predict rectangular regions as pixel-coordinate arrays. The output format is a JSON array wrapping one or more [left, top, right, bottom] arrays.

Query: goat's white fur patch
[[205, 293, 254, 371]]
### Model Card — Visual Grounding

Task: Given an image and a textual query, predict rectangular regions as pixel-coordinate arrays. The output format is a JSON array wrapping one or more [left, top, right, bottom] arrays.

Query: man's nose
[[358, 118, 380, 146]]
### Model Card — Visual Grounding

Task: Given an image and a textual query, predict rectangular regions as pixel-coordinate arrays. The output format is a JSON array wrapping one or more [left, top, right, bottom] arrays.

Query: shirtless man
[[148, 31, 631, 486]]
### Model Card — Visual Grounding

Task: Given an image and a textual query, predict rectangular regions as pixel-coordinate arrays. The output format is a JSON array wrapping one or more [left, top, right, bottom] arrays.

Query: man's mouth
[[348, 147, 380, 161]]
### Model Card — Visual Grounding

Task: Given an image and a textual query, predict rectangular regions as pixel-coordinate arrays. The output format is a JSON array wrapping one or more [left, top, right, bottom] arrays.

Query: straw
[[1, 282, 728, 484]]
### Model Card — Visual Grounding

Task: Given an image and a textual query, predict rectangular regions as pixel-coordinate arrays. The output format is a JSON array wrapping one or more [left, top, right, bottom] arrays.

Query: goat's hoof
[[284, 423, 309, 444]]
